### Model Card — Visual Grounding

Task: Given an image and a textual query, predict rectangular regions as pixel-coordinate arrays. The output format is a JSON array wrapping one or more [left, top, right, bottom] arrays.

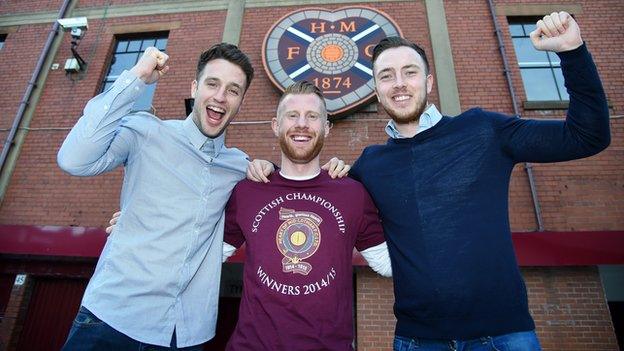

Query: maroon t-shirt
[[224, 170, 384, 351]]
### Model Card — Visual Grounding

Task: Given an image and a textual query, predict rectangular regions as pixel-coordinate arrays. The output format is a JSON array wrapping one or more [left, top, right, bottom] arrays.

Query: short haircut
[[196, 43, 254, 91], [371, 36, 430, 74], [277, 81, 327, 118]]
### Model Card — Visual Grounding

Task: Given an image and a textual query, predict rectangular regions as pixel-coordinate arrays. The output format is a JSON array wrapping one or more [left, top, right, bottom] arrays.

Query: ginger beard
[[279, 126, 325, 164]]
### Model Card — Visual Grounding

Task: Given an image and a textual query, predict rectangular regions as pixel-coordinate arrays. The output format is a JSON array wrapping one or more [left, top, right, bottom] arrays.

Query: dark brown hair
[[196, 43, 254, 91], [371, 36, 430, 74]]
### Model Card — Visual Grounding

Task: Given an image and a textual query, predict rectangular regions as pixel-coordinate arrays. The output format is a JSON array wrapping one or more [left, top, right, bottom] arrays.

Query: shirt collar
[[385, 104, 443, 139], [183, 115, 224, 156]]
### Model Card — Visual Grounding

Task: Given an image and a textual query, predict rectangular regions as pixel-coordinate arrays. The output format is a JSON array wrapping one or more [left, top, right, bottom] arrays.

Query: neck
[[280, 154, 321, 178], [394, 102, 431, 138], [395, 120, 419, 138]]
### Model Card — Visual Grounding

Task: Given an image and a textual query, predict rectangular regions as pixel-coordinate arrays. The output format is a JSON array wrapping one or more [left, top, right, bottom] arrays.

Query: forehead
[[279, 93, 324, 112], [198, 58, 247, 86], [373, 46, 426, 73]]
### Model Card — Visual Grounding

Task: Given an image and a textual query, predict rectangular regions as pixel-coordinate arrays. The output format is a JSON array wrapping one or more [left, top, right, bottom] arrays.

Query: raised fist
[[129, 47, 170, 84], [530, 11, 583, 52]]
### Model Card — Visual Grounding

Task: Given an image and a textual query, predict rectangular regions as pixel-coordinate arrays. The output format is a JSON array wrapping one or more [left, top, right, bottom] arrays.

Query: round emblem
[[262, 6, 403, 118], [276, 217, 320, 262]]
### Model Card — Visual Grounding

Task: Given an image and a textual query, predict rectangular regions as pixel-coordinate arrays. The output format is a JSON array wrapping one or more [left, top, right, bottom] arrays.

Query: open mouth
[[290, 134, 313, 145], [392, 95, 411, 103], [205, 105, 225, 125]]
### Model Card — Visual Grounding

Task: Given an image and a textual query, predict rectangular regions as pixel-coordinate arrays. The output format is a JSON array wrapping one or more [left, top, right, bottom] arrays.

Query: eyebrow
[[203, 77, 243, 90]]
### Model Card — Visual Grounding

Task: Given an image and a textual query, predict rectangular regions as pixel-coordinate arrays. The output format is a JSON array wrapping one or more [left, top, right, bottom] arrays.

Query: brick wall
[[357, 266, 620, 350], [0, 276, 33, 350]]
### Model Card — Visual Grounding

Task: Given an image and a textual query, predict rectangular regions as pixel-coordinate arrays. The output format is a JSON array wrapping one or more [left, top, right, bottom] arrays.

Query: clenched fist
[[129, 47, 170, 84], [530, 11, 583, 53]]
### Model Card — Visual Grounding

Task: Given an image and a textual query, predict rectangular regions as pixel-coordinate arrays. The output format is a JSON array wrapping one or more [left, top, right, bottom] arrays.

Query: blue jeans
[[393, 330, 542, 351], [62, 306, 204, 351]]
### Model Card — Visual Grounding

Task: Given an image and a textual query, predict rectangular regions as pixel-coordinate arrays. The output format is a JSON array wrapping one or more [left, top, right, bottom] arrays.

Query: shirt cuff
[[360, 242, 392, 277]]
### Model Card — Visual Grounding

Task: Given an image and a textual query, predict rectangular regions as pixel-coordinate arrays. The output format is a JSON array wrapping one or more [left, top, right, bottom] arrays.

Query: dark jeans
[[62, 306, 204, 351], [393, 330, 542, 351]]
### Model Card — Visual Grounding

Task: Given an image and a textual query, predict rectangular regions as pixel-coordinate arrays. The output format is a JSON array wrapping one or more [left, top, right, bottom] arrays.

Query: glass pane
[[133, 83, 157, 111], [141, 39, 156, 51], [513, 37, 549, 65], [553, 68, 569, 100], [108, 52, 139, 77], [522, 23, 537, 35], [115, 40, 128, 53], [127, 39, 142, 52], [101, 81, 114, 93], [547, 51, 561, 65], [155, 38, 168, 51], [509, 24, 524, 37], [520, 68, 560, 101]]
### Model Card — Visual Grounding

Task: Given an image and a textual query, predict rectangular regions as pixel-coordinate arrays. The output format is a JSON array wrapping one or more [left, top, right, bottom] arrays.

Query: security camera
[[58, 17, 88, 40], [57, 17, 89, 30]]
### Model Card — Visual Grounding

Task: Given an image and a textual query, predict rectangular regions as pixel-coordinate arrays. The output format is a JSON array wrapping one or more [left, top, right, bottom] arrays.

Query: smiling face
[[373, 46, 433, 124], [191, 58, 247, 138], [272, 93, 329, 165]]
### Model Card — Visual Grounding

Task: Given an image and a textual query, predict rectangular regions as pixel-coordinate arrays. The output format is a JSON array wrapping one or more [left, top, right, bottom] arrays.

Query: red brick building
[[0, 1, 622, 350]]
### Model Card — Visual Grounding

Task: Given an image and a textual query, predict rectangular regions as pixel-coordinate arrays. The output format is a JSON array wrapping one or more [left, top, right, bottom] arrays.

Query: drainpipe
[[486, 0, 545, 231], [0, 0, 74, 203]]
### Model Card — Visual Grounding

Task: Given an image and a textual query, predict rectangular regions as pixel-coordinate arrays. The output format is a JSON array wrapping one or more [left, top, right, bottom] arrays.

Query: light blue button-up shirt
[[385, 104, 443, 139], [57, 70, 248, 347]]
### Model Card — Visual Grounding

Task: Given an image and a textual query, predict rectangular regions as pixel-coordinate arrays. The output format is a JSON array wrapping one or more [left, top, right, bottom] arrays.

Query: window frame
[[508, 16, 569, 103], [100, 31, 169, 111]]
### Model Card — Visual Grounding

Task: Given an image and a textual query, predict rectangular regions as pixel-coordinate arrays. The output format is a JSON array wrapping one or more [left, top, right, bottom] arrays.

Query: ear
[[271, 117, 279, 137], [191, 80, 197, 98], [324, 120, 331, 137], [426, 74, 433, 94]]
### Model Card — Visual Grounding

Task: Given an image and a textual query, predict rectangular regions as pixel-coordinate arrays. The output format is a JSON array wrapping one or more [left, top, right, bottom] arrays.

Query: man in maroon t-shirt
[[222, 81, 391, 351]]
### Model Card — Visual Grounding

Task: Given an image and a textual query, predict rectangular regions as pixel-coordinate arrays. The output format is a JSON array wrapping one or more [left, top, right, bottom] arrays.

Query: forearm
[[500, 44, 610, 163], [559, 43, 610, 155], [360, 242, 392, 277], [57, 70, 146, 175]]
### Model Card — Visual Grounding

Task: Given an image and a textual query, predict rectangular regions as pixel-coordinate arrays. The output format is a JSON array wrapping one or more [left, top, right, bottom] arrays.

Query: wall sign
[[262, 6, 402, 118]]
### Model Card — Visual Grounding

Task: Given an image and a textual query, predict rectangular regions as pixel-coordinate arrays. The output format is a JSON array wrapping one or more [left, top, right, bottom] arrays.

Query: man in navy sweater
[[350, 11, 610, 351]]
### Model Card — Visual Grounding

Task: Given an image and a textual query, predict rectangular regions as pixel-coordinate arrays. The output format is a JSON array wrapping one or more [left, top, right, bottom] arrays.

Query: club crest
[[262, 6, 403, 118], [276, 208, 322, 275]]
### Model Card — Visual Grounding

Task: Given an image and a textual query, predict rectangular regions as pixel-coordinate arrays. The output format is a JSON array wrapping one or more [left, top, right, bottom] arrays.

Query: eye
[[379, 74, 392, 81], [206, 81, 217, 87], [228, 88, 240, 96], [406, 70, 417, 76], [307, 114, 319, 120]]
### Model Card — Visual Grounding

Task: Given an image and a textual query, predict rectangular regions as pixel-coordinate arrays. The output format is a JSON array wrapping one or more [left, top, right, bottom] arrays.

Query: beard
[[384, 91, 428, 125], [279, 128, 325, 164]]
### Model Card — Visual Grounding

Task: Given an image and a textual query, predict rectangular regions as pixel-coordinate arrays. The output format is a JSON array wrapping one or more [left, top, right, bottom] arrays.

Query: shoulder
[[119, 111, 165, 135], [453, 108, 515, 129]]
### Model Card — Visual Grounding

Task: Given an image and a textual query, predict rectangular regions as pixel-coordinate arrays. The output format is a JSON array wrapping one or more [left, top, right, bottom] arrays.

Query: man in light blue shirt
[[58, 44, 261, 350]]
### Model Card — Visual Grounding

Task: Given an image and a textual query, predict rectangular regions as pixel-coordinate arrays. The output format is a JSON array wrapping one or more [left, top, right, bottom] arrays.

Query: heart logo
[[263, 6, 403, 118]]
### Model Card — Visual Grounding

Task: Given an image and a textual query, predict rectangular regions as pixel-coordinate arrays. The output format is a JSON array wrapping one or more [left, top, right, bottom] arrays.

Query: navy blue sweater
[[350, 44, 610, 340]]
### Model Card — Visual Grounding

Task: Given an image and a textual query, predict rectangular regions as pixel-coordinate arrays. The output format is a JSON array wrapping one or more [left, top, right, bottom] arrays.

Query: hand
[[105, 211, 121, 235], [247, 159, 275, 183], [530, 11, 582, 52], [129, 47, 170, 84], [322, 157, 350, 179]]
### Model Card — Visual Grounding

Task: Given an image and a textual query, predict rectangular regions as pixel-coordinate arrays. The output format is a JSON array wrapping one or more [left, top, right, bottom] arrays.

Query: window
[[0, 34, 6, 50], [509, 19, 568, 101], [101, 32, 168, 111]]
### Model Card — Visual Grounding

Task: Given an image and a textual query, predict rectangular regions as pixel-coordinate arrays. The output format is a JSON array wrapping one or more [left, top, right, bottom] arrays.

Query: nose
[[393, 75, 406, 89], [295, 115, 308, 127], [213, 87, 226, 103]]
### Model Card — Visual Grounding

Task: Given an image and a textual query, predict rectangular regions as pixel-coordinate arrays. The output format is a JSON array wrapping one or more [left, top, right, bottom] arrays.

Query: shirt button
[[134, 86, 140, 91], [103, 105, 109, 110], [125, 79, 131, 84]]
